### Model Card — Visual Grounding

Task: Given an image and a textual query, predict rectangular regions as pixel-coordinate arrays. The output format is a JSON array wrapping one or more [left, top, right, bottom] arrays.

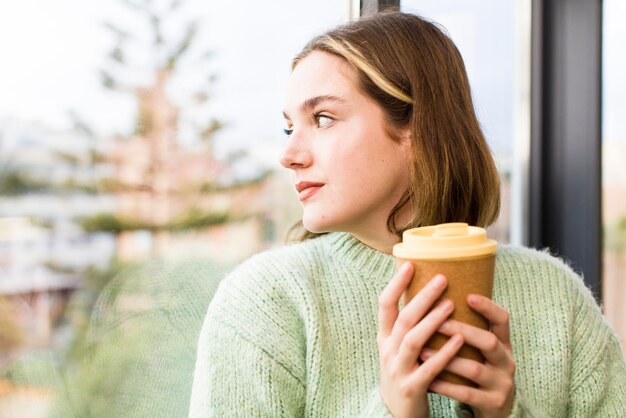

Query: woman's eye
[[283, 127, 293, 136], [316, 115, 332, 128]]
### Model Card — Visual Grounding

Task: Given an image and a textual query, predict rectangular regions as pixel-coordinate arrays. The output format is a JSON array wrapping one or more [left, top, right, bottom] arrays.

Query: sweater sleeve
[[567, 271, 626, 416], [188, 259, 307, 417], [188, 315, 305, 417]]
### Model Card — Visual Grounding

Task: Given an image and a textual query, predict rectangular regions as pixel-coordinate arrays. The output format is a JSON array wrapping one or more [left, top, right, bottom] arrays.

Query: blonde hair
[[287, 11, 500, 243]]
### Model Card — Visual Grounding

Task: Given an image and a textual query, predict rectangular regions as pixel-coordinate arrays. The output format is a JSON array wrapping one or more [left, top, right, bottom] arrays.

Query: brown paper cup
[[393, 223, 498, 387], [397, 254, 495, 387]]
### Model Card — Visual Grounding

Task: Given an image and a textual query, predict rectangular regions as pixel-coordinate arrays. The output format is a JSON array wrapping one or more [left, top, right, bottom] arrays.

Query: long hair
[[287, 11, 500, 243]]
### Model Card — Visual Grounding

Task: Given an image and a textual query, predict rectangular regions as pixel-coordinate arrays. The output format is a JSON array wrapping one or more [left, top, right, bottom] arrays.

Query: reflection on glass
[[0, 0, 350, 415], [602, 0, 626, 351]]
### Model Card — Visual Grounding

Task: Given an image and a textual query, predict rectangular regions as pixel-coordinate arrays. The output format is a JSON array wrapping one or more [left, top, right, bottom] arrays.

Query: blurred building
[[0, 119, 117, 360]]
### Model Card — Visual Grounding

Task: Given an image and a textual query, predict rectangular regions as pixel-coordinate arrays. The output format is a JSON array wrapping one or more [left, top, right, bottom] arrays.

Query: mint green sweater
[[189, 233, 626, 417]]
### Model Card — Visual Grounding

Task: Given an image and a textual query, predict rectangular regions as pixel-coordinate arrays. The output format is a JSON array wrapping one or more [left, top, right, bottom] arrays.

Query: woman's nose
[[279, 135, 312, 169]]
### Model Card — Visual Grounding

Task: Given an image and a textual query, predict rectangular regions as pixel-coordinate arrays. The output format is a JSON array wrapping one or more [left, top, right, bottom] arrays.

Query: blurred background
[[0, 0, 624, 416]]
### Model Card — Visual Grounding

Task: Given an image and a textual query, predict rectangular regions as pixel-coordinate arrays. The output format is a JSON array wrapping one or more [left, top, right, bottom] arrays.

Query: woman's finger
[[436, 319, 512, 370], [404, 334, 464, 388], [420, 350, 502, 389], [390, 274, 448, 339], [395, 299, 455, 371], [428, 379, 509, 412], [467, 295, 511, 346], [378, 262, 414, 341]]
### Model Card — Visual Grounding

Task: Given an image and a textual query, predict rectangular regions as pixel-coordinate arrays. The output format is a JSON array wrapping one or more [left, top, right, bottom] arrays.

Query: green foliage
[[110, 45, 125, 64], [99, 69, 119, 91], [165, 21, 197, 71], [41, 261, 80, 275], [59, 179, 98, 194], [0, 160, 114, 195], [52, 150, 84, 165], [0, 167, 51, 195], [81, 213, 118, 232], [605, 215, 626, 253], [0, 163, 107, 196], [79, 212, 169, 233], [199, 171, 272, 193], [78, 209, 232, 233], [169, 208, 229, 231], [199, 118, 224, 141]]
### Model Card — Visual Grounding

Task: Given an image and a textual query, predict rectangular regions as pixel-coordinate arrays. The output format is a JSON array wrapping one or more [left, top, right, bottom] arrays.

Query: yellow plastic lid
[[392, 223, 498, 260]]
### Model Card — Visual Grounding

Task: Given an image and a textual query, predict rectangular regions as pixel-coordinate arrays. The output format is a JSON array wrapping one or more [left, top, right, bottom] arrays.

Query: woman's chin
[[302, 223, 326, 234], [302, 216, 336, 234]]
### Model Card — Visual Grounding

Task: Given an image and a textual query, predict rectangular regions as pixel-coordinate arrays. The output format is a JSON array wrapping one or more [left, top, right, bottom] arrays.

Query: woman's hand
[[377, 262, 464, 418], [419, 295, 516, 418]]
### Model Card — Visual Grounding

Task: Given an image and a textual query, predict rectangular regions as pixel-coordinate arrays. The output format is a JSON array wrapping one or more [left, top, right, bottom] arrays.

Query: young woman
[[189, 12, 626, 417]]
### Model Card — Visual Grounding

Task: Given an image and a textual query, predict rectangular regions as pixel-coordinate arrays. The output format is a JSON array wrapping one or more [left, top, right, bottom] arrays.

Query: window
[[602, 0, 626, 349], [0, 3, 354, 413], [401, 0, 531, 246]]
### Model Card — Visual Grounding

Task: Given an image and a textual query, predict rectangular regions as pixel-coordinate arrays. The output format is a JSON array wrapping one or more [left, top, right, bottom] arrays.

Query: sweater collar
[[326, 232, 396, 284]]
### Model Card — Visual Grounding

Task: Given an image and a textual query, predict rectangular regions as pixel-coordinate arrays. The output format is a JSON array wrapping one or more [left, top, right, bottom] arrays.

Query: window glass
[[0, 1, 349, 413], [602, 0, 626, 350], [401, 0, 531, 245]]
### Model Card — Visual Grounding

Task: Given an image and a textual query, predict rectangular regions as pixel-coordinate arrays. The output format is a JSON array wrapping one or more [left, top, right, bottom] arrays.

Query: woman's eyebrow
[[282, 95, 346, 119]]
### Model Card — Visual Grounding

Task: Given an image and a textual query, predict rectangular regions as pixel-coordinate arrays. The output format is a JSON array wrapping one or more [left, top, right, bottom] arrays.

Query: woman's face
[[280, 51, 411, 245]]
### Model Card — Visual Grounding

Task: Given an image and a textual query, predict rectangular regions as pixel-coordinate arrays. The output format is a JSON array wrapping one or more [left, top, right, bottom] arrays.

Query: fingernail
[[421, 349, 434, 359], [400, 262, 412, 274], [451, 335, 463, 346], [438, 321, 451, 333], [432, 274, 446, 289], [468, 294, 481, 305], [439, 299, 453, 312]]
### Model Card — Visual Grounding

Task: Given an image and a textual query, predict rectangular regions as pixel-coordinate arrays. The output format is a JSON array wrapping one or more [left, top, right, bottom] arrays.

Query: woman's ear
[[400, 127, 413, 148]]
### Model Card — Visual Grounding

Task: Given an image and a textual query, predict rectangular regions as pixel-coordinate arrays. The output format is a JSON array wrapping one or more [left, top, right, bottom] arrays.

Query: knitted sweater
[[189, 232, 626, 417]]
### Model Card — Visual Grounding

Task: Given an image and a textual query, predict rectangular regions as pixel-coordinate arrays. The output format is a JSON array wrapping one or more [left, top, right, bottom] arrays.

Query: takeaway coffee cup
[[392, 222, 498, 386]]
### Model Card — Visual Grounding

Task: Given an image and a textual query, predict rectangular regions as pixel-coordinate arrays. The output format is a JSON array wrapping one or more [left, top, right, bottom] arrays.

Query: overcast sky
[[0, 0, 624, 166]]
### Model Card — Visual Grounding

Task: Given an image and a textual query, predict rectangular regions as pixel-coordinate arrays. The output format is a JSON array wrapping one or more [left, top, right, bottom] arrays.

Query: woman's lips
[[298, 185, 323, 201], [295, 181, 325, 201]]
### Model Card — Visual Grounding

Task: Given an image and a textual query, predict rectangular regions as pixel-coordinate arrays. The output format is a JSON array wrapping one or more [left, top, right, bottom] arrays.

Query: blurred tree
[[1, 4, 271, 415], [79, 0, 270, 258], [2, 5, 273, 415]]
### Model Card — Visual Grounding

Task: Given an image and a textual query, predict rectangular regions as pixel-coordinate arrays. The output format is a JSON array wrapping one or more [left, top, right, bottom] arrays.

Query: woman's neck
[[351, 230, 401, 255]]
